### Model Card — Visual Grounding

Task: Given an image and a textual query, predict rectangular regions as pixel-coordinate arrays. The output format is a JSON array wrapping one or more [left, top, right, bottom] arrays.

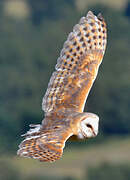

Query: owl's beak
[[92, 128, 98, 136]]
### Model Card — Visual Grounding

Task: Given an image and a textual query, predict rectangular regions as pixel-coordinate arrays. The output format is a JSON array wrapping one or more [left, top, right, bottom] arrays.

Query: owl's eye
[[54, 126, 60, 129], [86, 124, 92, 129]]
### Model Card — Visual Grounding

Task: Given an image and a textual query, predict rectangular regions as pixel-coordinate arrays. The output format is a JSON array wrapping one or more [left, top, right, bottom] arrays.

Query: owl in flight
[[17, 11, 107, 162]]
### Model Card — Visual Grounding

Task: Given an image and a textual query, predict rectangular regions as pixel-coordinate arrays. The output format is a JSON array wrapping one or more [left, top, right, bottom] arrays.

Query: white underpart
[[78, 114, 99, 139]]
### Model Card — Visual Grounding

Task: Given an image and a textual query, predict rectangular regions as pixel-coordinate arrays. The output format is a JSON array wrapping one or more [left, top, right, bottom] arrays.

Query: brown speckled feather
[[17, 11, 107, 162], [17, 111, 84, 162], [17, 128, 71, 162], [42, 11, 107, 113]]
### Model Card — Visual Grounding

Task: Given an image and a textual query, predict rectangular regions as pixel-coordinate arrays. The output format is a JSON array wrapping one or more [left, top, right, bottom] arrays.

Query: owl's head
[[78, 113, 99, 139]]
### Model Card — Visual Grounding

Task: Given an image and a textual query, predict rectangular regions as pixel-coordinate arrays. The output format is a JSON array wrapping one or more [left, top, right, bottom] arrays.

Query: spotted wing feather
[[42, 11, 107, 113], [17, 123, 72, 162]]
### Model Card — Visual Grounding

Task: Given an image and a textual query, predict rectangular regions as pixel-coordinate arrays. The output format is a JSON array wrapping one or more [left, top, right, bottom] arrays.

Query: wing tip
[[97, 13, 104, 21], [86, 11, 94, 18], [86, 11, 105, 22]]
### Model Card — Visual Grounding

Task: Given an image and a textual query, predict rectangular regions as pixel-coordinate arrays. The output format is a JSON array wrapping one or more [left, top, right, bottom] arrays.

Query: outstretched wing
[[42, 11, 107, 114], [17, 123, 72, 162], [17, 11, 107, 162]]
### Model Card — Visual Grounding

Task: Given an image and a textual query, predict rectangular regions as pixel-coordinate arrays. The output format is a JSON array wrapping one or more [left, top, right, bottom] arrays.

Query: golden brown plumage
[[17, 11, 107, 162]]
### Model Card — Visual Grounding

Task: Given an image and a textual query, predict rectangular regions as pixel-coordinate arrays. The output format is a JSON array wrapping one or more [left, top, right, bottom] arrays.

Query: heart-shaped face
[[77, 113, 99, 139]]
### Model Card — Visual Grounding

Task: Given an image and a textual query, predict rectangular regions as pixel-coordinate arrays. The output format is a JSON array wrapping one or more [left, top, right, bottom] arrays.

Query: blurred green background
[[0, 0, 130, 179]]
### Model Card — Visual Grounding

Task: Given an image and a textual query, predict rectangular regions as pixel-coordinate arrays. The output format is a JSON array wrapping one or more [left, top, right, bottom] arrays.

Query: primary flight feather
[[17, 11, 107, 162]]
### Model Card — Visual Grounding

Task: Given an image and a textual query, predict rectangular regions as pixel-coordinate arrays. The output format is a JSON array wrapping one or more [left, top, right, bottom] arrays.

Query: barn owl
[[17, 11, 107, 162]]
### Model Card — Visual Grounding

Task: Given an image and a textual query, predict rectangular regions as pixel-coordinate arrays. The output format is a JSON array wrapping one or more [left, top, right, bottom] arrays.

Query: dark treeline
[[0, 0, 130, 154]]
